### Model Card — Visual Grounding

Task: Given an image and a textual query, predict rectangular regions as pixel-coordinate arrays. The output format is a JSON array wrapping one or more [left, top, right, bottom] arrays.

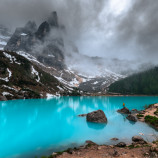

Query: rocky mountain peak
[[35, 21, 50, 40], [48, 11, 59, 27], [24, 21, 37, 33]]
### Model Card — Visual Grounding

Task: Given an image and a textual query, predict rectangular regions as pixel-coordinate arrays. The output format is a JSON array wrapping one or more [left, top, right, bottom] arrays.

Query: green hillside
[[108, 67, 158, 95]]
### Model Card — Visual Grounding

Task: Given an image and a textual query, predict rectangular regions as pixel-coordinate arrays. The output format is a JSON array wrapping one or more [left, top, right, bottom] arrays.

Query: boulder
[[132, 136, 146, 144], [117, 107, 131, 114], [116, 142, 126, 147], [126, 114, 137, 122], [86, 110, 107, 123], [78, 114, 87, 117], [0, 95, 7, 101]]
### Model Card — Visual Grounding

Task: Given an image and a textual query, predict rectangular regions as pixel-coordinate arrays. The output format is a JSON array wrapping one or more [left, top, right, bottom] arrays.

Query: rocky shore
[[49, 138, 158, 158], [46, 104, 158, 158]]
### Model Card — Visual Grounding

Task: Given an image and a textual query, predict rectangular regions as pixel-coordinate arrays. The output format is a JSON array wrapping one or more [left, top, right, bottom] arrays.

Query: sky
[[0, 0, 158, 64]]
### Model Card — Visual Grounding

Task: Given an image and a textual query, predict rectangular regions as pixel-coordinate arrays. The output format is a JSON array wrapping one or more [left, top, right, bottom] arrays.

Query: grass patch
[[154, 108, 158, 116], [137, 114, 144, 118], [145, 115, 158, 127], [128, 145, 140, 149]]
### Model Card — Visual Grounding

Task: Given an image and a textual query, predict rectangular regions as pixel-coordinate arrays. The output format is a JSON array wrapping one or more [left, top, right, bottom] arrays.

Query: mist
[[0, 0, 158, 75]]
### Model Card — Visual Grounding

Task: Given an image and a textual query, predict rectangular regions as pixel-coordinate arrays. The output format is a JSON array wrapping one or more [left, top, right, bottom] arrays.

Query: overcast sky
[[0, 0, 158, 63]]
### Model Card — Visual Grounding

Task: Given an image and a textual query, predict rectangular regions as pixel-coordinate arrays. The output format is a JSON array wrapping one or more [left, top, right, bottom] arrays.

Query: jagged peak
[[48, 11, 58, 27]]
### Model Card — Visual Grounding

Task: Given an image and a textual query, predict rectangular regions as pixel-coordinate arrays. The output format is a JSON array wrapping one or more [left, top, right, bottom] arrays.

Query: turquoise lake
[[0, 96, 158, 158]]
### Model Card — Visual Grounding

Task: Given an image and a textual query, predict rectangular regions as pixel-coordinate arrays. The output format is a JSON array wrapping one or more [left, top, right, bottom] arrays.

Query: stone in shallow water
[[78, 114, 87, 117], [111, 138, 119, 141], [126, 114, 137, 122], [86, 109, 107, 123], [132, 136, 146, 144], [116, 142, 126, 147], [117, 107, 131, 114], [131, 109, 140, 114]]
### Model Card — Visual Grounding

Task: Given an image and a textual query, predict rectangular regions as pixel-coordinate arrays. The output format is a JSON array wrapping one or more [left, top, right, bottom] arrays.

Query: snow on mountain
[[0, 25, 12, 50]]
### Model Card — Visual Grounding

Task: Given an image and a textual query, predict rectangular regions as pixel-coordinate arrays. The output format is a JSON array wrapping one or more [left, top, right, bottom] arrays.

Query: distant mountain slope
[[0, 50, 77, 101], [108, 67, 158, 95], [4, 12, 124, 95], [0, 25, 11, 50]]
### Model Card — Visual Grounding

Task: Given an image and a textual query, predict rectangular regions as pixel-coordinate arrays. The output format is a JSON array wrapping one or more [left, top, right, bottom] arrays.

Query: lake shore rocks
[[111, 138, 119, 141], [126, 114, 137, 122], [0, 95, 7, 101], [131, 109, 140, 114], [86, 110, 108, 123], [116, 142, 126, 147], [117, 107, 131, 114], [132, 136, 146, 144], [50, 137, 158, 158]]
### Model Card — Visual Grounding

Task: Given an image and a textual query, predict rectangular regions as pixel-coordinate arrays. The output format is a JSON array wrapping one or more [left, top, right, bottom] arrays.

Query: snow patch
[[21, 33, 27, 36], [31, 66, 40, 82], [2, 85, 18, 91], [70, 78, 79, 87], [3, 52, 21, 65], [2, 92, 13, 96], [0, 68, 12, 82], [93, 81, 98, 85]]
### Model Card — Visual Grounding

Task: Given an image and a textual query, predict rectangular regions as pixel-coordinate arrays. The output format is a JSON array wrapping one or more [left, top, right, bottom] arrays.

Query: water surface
[[0, 96, 158, 158]]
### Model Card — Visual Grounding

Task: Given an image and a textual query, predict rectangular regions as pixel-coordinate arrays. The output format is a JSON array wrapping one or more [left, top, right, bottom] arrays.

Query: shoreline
[[1, 94, 158, 102], [49, 104, 158, 158], [49, 139, 158, 158]]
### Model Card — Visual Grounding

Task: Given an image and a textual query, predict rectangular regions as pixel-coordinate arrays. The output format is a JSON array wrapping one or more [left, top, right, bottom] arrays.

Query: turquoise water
[[0, 96, 158, 158]]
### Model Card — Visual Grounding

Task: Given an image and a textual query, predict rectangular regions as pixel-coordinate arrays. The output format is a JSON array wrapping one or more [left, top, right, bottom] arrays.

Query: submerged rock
[[117, 107, 131, 114], [111, 138, 119, 141], [126, 114, 137, 122], [86, 110, 107, 123], [78, 114, 87, 117]]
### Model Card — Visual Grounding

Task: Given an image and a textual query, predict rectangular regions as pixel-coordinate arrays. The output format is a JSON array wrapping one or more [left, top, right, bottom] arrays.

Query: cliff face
[[3, 11, 124, 96], [5, 11, 65, 71], [0, 50, 77, 101]]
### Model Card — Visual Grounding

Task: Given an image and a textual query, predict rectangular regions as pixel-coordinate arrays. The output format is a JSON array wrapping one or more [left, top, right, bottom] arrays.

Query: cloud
[[0, 0, 158, 73]]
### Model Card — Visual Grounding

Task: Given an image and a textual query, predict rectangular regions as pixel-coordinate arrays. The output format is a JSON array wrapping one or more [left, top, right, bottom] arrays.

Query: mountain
[[108, 67, 158, 95], [0, 24, 12, 50], [4, 11, 124, 95], [0, 50, 79, 101]]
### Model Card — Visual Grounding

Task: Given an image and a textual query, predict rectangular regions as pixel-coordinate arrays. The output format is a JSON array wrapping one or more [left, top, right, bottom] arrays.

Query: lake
[[0, 96, 158, 158]]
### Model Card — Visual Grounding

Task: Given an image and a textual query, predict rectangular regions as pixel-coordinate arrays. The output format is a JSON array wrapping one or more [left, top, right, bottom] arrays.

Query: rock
[[67, 148, 73, 154], [116, 142, 126, 147], [52, 152, 57, 156], [126, 114, 137, 122], [111, 138, 119, 141], [0, 95, 7, 101], [86, 110, 107, 123], [113, 149, 120, 157], [117, 107, 131, 114], [85, 140, 97, 147], [132, 136, 146, 144], [97, 146, 102, 150], [48, 11, 59, 27], [150, 152, 158, 158], [78, 114, 87, 117], [131, 109, 140, 114], [35, 21, 50, 40]]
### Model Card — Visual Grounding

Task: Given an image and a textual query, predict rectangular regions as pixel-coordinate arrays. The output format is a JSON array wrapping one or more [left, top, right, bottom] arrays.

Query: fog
[[0, 0, 158, 74]]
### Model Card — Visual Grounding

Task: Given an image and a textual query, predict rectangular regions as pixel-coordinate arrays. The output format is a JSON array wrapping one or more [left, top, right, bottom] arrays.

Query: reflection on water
[[0, 96, 158, 157]]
